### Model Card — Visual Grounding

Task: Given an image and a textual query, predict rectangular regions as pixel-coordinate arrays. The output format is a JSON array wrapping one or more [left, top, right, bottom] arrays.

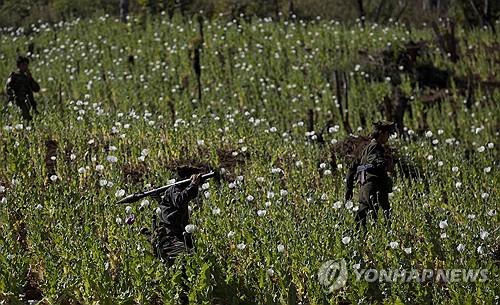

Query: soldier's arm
[[29, 76, 40, 93], [171, 184, 199, 208], [5, 75, 15, 100]]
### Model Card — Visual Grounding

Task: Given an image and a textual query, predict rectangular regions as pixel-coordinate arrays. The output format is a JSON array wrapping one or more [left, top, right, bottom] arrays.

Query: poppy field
[[0, 14, 498, 304]]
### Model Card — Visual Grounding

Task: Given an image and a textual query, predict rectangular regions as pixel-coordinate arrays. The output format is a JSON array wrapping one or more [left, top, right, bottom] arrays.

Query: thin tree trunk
[[373, 0, 385, 23], [356, 0, 366, 27], [150, 0, 157, 14], [120, 0, 129, 23]]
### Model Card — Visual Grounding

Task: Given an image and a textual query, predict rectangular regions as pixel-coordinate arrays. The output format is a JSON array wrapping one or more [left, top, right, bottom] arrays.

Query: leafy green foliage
[[0, 15, 498, 304]]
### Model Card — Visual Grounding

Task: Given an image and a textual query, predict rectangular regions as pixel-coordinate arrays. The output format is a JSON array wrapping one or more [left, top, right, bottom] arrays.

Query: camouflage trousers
[[355, 181, 391, 228], [154, 236, 190, 304], [154, 236, 189, 266], [14, 99, 33, 121]]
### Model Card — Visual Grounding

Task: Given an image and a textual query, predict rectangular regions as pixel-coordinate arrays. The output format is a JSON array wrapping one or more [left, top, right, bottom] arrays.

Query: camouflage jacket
[[346, 140, 393, 194], [153, 183, 199, 243], [5, 71, 40, 107]]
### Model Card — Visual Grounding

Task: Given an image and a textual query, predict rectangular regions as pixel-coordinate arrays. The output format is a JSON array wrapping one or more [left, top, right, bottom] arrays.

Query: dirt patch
[[162, 146, 250, 182], [421, 89, 448, 104], [9, 208, 28, 251], [331, 135, 372, 164], [122, 163, 149, 184], [166, 159, 211, 177], [22, 264, 44, 301], [216, 147, 249, 181], [45, 139, 58, 177]]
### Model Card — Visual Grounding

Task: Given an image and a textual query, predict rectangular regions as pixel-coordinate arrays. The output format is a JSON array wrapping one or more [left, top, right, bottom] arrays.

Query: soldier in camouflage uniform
[[5, 56, 40, 121], [151, 170, 202, 266], [345, 121, 396, 228]]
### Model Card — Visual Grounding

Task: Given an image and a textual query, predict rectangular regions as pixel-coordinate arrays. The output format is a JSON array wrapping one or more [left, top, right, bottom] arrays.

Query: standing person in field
[[148, 167, 203, 266], [141, 167, 203, 304], [5, 56, 40, 121], [345, 121, 396, 229]]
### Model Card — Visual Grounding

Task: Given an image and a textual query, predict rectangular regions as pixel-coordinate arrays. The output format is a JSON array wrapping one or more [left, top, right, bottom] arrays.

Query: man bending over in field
[[345, 121, 396, 229]]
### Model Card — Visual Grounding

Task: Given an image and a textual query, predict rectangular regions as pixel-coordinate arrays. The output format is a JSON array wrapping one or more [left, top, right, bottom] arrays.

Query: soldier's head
[[371, 121, 395, 144], [16, 56, 30, 72]]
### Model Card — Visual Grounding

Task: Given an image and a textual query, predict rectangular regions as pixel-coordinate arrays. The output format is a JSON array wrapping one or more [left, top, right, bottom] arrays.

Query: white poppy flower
[[277, 244, 285, 252], [480, 230, 489, 240], [439, 220, 448, 229], [257, 209, 267, 217], [185, 224, 197, 233], [140, 200, 150, 209], [342, 236, 351, 244], [115, 189, 125, 197]]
